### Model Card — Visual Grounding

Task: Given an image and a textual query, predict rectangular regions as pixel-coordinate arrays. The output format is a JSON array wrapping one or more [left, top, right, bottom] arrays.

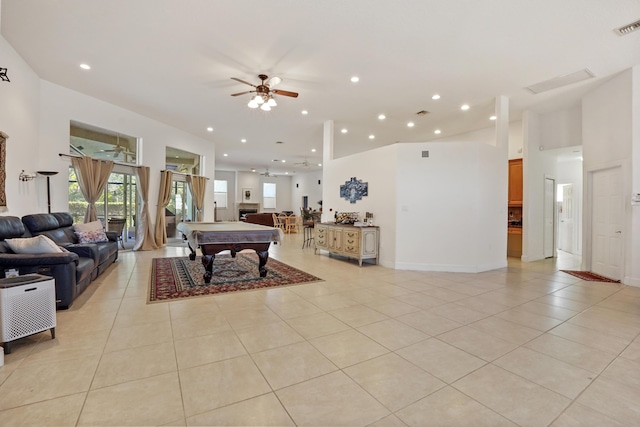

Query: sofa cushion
[[51, 212, 74, 228], [4, 235, 64, 254], [73, 220, 103, 233], [22, 213, 60, 233], [75, 229, 109, 244], [0, 216, 27, 240]]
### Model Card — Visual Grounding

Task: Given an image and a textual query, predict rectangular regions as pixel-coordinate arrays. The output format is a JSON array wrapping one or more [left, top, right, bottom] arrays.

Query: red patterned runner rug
[[560, 270, 621, 283], [149, 253, 323, 302]]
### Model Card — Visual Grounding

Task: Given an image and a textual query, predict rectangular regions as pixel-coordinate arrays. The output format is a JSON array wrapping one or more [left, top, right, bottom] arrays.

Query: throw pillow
[[73, 220, 104, 233], [5, 235, 64, 254], [75, 229, 109, 244]]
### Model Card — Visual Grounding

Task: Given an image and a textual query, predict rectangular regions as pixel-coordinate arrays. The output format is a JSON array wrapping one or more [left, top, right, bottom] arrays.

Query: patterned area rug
[[560, 270, 621, 283], [149, 253, 323, 302]]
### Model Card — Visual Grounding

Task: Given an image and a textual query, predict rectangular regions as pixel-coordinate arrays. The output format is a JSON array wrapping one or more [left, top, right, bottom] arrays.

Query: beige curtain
[[133, 166, 157, 251], [186, 175, 207, 222], [71, 156, 114, 223], [154, 170, 173, 247]]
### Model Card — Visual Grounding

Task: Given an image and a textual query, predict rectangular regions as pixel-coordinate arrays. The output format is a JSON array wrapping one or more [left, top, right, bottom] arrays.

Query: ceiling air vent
[[616, 19, 640, 36], [416, 110, 429, 116], [526, 68, 595, 94]]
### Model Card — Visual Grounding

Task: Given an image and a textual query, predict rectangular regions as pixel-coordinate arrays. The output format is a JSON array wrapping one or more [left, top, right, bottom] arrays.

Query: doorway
[[590, 166, 623, 280], [544, 177, 555, 258], [558, 184, 574, 253]]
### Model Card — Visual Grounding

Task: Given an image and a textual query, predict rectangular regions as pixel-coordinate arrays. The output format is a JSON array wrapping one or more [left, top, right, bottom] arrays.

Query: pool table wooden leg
[[202, 254, 215, 283], [256, 250, 269, 277]]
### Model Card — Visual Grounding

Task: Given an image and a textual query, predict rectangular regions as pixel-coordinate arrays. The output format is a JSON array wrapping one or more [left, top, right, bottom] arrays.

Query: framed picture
[[242, 188, 252, 201]]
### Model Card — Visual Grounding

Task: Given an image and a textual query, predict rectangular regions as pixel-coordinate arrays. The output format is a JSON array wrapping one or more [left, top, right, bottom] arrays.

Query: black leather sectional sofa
[[0, 212, 119, 309]]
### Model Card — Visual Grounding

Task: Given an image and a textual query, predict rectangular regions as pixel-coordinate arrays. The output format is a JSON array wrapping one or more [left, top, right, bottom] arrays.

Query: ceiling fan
[[102, 135, 135, 158], [231, 74, 298, 110], [293, 158, 311, 167], [259, 168, 277, 177]]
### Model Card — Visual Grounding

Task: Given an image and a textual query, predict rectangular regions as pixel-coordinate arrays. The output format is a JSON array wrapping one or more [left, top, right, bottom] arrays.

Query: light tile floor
[[1, 233, 640, 426]]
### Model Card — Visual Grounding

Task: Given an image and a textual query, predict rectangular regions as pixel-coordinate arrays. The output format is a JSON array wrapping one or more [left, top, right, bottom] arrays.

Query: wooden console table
[[314, 223, 379, 266]]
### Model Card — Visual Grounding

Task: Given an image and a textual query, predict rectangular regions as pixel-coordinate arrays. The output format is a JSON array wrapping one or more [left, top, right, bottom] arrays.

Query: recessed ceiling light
[[407, 122, 415, 128], [301, 110, 308, 115], [318, 163, 322, 167], [241, 139, 247, 143], [281, 160, 286, 163], [350, 76, 359, 83], [489, 115, 497, 121], [434, 129, 442, 134], [80, 63, 91, 70], [251, 168, 256, 172], [206, 127, 213, 132], [461, 104, 470, 111], [311, 148, 316, 152], [341, 129, 348, 134], [378, 114, 386, 120], [285, 172, 289, 175], [369, 134, 375, 139], [432, 94, 440, 100], [223, 153, 228, 157]]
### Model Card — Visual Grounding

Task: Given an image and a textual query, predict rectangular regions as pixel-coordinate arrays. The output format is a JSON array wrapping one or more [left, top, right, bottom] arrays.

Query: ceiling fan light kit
[[231, 74, 298, 111]]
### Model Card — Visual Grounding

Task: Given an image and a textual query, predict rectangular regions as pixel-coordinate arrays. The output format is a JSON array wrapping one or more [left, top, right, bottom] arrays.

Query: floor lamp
[[37, 171, 59, 213]]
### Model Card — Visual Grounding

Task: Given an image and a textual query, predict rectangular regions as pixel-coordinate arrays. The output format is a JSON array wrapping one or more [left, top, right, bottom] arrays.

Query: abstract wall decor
[[340, 177, 368, 204], [0, 68, 9, 82], [0, 132, 7, 212]]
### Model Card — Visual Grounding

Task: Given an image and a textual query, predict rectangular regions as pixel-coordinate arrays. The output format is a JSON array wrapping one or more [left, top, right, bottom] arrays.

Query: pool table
[[176, 222, 283, 283]]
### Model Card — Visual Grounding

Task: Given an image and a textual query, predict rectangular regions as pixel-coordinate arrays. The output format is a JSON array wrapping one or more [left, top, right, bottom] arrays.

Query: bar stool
[[302, 220, 315, 248]]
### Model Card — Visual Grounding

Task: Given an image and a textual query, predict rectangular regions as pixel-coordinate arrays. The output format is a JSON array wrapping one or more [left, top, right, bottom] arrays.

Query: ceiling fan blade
[[231, 77, 257, 87], [231, 90, 253, 96], [273, 89, 299, 98]]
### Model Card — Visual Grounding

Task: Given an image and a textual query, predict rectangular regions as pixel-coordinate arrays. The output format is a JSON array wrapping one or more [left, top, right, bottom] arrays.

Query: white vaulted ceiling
[[1, 0, 639, 175]]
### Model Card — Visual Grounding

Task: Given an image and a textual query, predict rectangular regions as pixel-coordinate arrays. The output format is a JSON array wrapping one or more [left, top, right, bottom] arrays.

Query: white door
[[544, 177, 555, 258], [558, 184, 574, 253], [591, 167, 623, 280]]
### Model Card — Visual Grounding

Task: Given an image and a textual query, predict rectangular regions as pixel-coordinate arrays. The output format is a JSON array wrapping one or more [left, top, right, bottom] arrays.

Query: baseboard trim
[[394, 260, 507, 273], [623, 276, 640, 287]]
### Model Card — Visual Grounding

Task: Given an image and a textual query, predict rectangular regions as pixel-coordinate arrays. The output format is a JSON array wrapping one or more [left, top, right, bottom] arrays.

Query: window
[[70, 121, 137, 165], [263, 182, 277, 209], [214, 180, 228, 208]]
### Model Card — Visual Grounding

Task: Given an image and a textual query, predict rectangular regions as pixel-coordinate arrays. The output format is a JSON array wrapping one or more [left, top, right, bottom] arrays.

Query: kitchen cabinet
[[315, 223, 379, 266], [509, 158, 523, 206], [507, 227, 522, 257]]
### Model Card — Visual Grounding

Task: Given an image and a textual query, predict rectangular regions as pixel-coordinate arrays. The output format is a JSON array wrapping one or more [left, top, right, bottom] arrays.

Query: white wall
[[0, 35, 41, 215], [236, 171, 293, 216], [322, 133, 508, 272], [632, 65, 640, 287], [582, 68, 637, 285], [395, 142, 506, 272], [291, 170, 323, 213], [522, 111, 558, 262], [1, 32, 218, 224], [540, 106, 582, 150], [508, 121, 524, 160], [322, 144, 398, 267], [38, 81, 216, 223]]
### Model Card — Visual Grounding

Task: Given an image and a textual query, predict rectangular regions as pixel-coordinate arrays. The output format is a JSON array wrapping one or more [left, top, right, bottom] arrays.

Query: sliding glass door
[[69, 168, 138, 244]]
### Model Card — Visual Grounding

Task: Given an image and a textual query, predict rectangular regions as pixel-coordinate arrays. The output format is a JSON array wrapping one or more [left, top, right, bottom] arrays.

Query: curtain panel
[[154, 170, 173, 247], [133, 166, 157, 251], [71, 156, 114, 223], [186, 174, 207, 222]]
